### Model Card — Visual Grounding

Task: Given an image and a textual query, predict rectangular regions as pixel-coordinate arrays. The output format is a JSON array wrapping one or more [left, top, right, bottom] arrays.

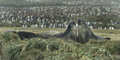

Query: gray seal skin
[[37, 30, 60, 39], [54, 22, 78, 41], [77, 20, 89, 43], [78, 20, 110, 40]]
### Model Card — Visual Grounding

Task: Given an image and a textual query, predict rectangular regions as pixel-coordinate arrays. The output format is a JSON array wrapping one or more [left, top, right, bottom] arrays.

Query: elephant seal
[[5, 30, 38, 39], [54, 22, 78, 41], [78, 20, 110, 40], [77, 20, 89, 43], [5, 30, 59, 39], [17, 31, 38, 39]]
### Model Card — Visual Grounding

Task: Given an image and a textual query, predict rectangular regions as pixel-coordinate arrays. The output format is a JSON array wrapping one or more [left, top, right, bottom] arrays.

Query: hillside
[[0, 28, 120, 60]]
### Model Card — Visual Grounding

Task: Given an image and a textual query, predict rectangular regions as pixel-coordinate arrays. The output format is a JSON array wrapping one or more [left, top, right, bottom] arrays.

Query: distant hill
[[0, 0, 120, 7]]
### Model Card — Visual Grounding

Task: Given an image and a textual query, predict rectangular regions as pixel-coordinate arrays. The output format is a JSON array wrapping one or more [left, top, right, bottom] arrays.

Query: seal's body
[[77, 20, 89, 43], [54, 22, 78, 41], [78, 20, 110, 40]]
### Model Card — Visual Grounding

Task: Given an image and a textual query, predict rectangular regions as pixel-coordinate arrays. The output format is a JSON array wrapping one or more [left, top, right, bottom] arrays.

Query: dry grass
[[0, 27, 65, 33]]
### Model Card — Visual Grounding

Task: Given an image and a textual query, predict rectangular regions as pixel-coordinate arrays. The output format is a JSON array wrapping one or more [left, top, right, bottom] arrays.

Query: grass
[[0, 27, 120, 60], [0, 27, 66, 33]]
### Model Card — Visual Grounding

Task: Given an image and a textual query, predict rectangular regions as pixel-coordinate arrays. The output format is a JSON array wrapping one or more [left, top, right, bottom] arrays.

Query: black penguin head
[[68, 22, 76, 29]]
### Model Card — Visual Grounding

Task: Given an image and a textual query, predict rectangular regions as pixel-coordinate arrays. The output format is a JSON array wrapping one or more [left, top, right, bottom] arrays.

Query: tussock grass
[[1, 32, 20, 42], [0, 29, 120, 60]]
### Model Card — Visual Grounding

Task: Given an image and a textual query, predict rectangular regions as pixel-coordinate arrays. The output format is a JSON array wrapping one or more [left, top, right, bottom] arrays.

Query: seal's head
[[67, 22, 76, 29]]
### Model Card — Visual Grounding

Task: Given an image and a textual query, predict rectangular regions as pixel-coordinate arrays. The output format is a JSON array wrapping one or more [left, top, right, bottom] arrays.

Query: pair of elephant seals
[[54, 20, 110, 44], [5, 20, 110, 43], [54, 21, 89, 43]]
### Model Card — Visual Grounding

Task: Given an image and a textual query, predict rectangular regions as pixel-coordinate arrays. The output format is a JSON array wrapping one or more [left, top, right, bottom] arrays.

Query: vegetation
[[0, 28, 120, 60]]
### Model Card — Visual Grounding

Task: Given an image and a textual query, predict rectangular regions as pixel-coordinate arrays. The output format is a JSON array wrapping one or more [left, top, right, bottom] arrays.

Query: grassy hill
[[0, 28, 120, 60]]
